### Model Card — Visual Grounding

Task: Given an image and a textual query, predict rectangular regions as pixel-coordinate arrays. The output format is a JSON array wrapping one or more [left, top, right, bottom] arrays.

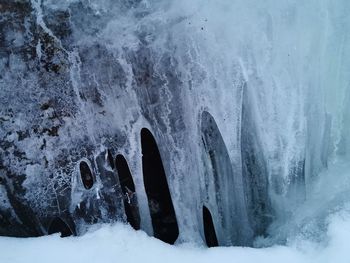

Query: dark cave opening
[[202, 206, 218, 247], [79, 161, 94, 189], [141, 128, 179, 244], [47, 218, 73, 238], [115, 154, 140, 230]]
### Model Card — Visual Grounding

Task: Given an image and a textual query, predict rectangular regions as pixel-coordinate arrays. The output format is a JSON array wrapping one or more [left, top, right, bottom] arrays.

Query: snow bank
[[1, 210, 349, 263]]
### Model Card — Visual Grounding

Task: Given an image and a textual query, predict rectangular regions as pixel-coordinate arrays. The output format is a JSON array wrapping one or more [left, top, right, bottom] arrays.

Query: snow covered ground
[[0, 208, 349, 263], [2, 159, 350, 263]]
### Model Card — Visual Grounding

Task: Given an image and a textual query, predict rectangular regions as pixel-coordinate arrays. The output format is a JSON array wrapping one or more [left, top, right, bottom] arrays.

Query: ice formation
[[0, 0, 349, 249]]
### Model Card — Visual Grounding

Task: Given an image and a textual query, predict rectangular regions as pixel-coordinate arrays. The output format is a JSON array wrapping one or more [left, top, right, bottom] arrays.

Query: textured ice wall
[[0, 0, 349, 246]]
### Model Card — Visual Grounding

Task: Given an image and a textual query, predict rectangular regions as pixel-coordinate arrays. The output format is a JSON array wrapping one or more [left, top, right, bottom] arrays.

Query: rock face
[[1, 0, 348, 247]]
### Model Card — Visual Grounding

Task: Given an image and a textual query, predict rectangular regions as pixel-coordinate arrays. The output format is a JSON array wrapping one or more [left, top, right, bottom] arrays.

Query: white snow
[[0, 211, 349, 263], [3, 158, 350, 263]]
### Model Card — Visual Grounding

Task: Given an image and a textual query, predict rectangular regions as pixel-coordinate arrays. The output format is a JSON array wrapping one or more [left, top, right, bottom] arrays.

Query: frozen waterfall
[[0, 0, 349, 250]]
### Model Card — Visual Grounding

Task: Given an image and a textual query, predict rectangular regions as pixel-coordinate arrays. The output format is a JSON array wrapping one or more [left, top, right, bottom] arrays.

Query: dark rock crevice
[[115, 154, 140, 230], [141, 128, 179, 244], [202, 205, 218, 247]]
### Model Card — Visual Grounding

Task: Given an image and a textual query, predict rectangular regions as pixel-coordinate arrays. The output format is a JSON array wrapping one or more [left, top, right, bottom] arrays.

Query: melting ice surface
[[1, 0, 350, 261]]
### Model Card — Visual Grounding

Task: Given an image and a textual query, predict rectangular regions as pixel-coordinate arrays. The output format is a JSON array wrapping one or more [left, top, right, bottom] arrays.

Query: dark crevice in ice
[[47, 217, 73, 237], [141, 128, 179, 244], [201, 111, 235, 243], [79, 161, 94, 190], [115, 154, 140, 230], [201, 111, 231, 204], [202, 205, 218, 247]]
